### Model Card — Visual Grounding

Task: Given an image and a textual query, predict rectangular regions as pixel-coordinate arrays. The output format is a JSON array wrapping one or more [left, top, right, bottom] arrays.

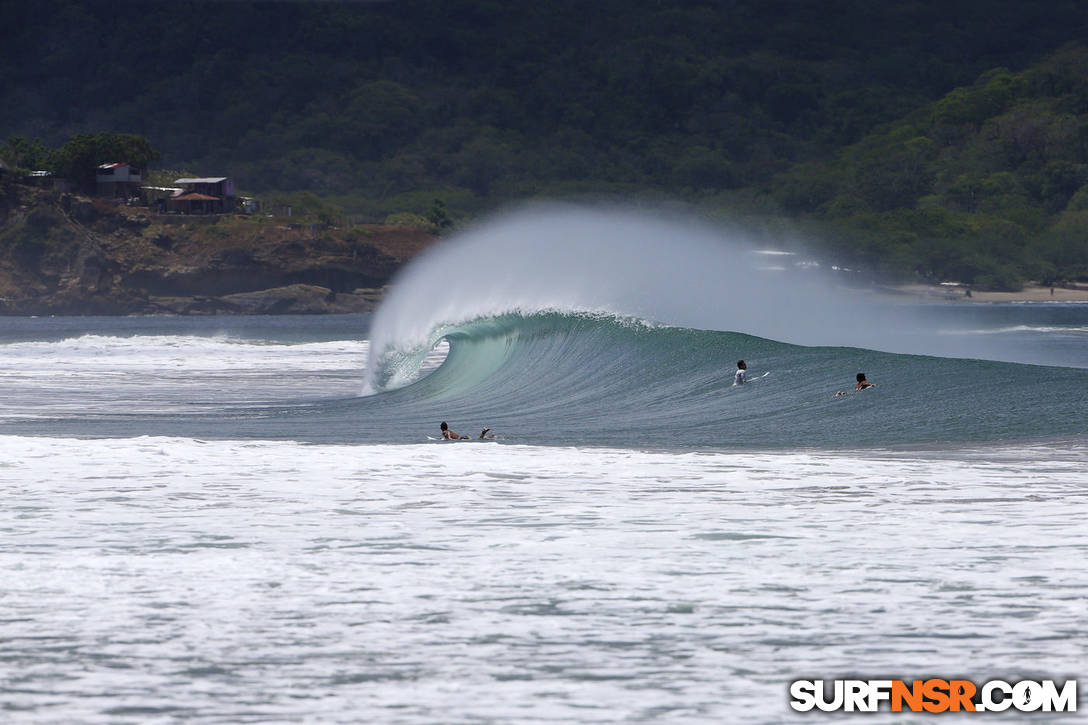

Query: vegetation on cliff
[[0, 182, 434, 314], [2, 1, 1088, 292], [773, 46, 1088, 288]]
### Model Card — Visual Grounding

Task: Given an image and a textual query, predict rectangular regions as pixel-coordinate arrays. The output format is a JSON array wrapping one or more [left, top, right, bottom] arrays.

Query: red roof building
[[96, 162, 142, 198]]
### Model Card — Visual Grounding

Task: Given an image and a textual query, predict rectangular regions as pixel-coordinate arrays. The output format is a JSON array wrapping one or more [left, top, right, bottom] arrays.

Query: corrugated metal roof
[[174, 177, 228, 184]]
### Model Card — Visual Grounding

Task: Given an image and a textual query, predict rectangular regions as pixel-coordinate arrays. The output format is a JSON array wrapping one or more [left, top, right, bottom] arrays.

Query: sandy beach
[[889, 283, 1088, 303]]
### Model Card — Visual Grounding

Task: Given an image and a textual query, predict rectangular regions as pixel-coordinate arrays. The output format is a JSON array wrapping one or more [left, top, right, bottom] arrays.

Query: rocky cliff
[[0, 183, 436, 315]]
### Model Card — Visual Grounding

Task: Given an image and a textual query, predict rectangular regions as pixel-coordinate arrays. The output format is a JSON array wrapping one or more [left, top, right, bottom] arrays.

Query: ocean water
[[2, 208, 1087, 723]]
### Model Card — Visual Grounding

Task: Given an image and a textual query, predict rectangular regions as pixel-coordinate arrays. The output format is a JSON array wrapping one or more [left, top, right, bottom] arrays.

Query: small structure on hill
[[96, 163, 142, 198], [27, 169, 73, 192], [26, 170, 53, 188], [168, 177, 237, 214]]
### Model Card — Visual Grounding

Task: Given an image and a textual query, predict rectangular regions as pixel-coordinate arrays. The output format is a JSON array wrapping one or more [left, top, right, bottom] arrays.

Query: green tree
[[49, 133, 159, 192], [0, 137, 52, 170], [145, 169, 196, 188], [1038, 210, 1088, 279], [930, 68, 1019, 126], [426, 198, 452, 229]]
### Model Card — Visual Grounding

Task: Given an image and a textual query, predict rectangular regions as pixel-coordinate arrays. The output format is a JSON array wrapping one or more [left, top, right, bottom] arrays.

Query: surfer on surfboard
[[440, 421, 468, 440], [835, 372, 875, 397], [734, 360, 747, 385], [439, 422, 497, 440]]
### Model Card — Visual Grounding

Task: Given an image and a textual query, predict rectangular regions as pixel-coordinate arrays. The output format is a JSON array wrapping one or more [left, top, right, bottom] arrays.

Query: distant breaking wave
[[939, 325, 1088, 335]]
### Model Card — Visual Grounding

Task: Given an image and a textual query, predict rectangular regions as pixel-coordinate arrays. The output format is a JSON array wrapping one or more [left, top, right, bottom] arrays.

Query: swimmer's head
[[856, 373, 866, 382], [737, 360, 746, 369], [440, 421, 448, 431]]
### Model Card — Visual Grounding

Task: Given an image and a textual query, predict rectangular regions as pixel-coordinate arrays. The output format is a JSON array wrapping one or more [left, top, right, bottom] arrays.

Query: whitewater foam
[[939, 325, 1088, 335], [0, 334, 374, 417], [3, 434, 1085, 723]]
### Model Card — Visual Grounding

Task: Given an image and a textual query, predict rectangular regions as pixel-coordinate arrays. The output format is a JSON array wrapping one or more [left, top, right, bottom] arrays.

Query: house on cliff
[[96, 163, 142, 198], [168, 177, 237, 214]]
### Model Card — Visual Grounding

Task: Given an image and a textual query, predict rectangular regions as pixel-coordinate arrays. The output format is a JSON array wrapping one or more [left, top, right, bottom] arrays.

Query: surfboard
[[727, 371, 770, 389]]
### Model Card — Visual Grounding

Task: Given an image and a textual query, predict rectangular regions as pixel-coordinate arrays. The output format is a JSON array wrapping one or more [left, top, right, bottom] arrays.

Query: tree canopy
[[773, 46, 1088, 286], [45, 133, 159, 192], [2, 1, 1088, 285]]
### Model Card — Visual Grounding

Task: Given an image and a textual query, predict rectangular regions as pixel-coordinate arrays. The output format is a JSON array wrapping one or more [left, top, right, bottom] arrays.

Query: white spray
[[364, 202, 1002, 392]]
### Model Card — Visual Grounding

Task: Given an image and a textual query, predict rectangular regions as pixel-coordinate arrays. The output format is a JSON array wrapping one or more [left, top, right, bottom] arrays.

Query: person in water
[[734, 360, 747, 385], [440, 421, 468, 440], [835, 373, 875, 396], [479, 427, 496, 439]]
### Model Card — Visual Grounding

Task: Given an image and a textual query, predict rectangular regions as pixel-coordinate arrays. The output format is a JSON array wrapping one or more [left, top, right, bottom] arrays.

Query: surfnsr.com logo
[[789, 679, 1077, 713]]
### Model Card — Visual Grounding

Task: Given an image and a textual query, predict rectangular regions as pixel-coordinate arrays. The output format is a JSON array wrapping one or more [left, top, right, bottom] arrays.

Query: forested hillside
[[2, 0, 1087, 286], [777, 46, 1088, 287]]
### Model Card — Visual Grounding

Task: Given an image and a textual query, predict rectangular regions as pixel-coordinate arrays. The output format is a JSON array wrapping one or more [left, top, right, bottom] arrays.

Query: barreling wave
[[368, 309, 663, 392], [353, 204, 1088, 447], [359, 309, 1088, 448], [365, 203, 1086, 394]]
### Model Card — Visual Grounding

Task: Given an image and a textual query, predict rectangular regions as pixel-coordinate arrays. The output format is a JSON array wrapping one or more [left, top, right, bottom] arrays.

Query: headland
[[0, 184, 435, 315]]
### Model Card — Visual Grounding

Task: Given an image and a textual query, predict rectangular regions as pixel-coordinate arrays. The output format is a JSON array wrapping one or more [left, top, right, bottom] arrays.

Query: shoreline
[[6, 283, 1088, 318], [883, 283, 1088, 304]]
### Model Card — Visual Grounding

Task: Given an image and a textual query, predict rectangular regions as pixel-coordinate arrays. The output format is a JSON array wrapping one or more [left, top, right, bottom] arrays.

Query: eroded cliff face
[[0, 184, 436, 314]]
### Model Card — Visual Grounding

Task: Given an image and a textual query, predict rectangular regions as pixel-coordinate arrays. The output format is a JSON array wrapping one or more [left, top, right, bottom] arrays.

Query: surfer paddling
[[439, 422, 497, 440], [440, 421, 469, 440], [733, 360, 747, 385], [835, 372, 875, 397]]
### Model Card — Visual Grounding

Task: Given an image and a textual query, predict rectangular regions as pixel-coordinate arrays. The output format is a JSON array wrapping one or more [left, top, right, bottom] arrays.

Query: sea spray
[[364, 203, 1031, 393]]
